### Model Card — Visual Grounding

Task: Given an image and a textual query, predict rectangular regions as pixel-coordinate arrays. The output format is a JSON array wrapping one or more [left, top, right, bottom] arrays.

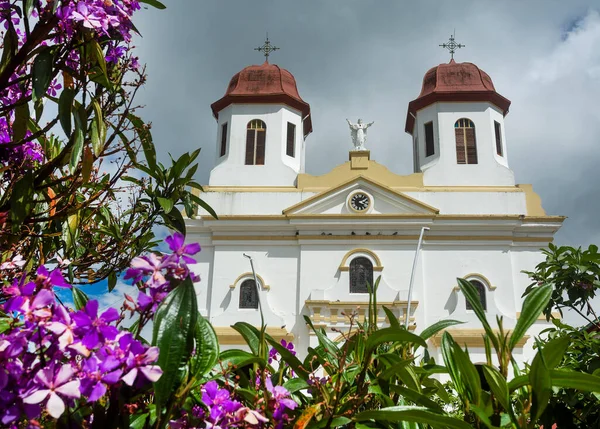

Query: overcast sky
[[130, 0, 600, 247]]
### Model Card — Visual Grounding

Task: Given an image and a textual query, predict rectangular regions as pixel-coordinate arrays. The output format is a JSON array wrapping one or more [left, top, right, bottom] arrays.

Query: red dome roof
[[211, 62, 312, 135], [405, 60, 511, 134]]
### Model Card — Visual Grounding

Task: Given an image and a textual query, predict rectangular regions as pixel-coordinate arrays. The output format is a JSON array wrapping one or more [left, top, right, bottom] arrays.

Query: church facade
[[186, 57, 564, 363]]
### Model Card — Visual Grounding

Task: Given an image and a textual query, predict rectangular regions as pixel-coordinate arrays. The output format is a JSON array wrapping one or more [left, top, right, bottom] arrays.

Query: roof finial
[[254, 33, 280, 63], [439, 31, 465, 61]]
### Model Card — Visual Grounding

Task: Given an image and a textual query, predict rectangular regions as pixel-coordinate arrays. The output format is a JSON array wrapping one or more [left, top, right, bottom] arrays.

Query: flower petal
[[121, 368, 137, 386], [46, 392, 66, 419], [55, 380, 80, 398], [22, 389, 50, 404], [140, 365, 163, 382], [55, 365, 75, 386]]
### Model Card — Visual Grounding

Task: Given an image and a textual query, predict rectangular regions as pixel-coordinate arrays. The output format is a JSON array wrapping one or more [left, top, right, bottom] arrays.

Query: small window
[[239, 279, 259, 309], [494, 121, 503, 156], [424, 122, 435, 157], [220, 123, 228, 157], [286, 122, 296, 157], [349, 257, 373, 293], [466, 280, 487, 311], [245, 119, 266, 165], [454, 118, 477, 164]]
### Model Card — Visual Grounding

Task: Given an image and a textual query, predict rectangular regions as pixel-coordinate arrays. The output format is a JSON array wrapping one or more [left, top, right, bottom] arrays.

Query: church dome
[[405, 60, 511, 133], [211, 62, 312, 135]]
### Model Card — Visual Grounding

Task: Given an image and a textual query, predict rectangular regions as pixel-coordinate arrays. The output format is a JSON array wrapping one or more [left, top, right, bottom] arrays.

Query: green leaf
[[509, 283, 552, 350], [128, 113, 156, 171], [231, 322, 262, 355], [161, 207, 186, 235], [139, 0, 167, 8], [71, 287, 89, 310], [157, 197, 174, 214], [283, 378, 309, 393], [91, 100, 106, 157], [24, 0, 35, 17], [88, 39, 107, 78], [58, 88, 76, 137], [419, 319, 465, 343], [108, 272, 117, 292], [508, 374, 529, 392], [389, 385, 444, 413], [190, 315, 219, 379], [354, 406, 471, 429], [32, 47, 53, 101], [550, 369, 600, 392], [365, 327, 427, 354], [481, 365, 511, 412], [188, 193, 218, 219], [1, 23, 17, 74], [152, 276, 198, 411], [0, 317, 12, 334], [9, 172, 34, 232], [440, 332, 481, 406], [69, 126, 84, 175], [13, 102, 29, 142], [382, 305, 400, 329], [219, 349, 265, 368], [457, 278, 499, 350]]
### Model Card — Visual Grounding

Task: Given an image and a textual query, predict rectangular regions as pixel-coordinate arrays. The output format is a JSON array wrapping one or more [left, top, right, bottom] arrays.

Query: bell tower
[[208, 38, 312, 187], [405, 55, 514, 186]]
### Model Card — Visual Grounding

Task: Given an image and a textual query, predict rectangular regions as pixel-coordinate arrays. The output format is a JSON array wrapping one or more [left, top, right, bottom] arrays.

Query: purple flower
[[22, 364, 80, 419], [80, 356, 123, 402], [36, 266, 71, 289], [72, 300, 119, 349], [70, 3, 103, 29], [121, 341, 162, 386], [106, 45, 127, 63], [46, 79, 62, 97], [165, 233, 201, 264], [265, 377, 297, 427]]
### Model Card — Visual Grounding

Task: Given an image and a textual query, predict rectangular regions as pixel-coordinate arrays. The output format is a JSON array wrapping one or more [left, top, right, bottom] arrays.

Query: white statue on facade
[[346, 118, 374, 151]]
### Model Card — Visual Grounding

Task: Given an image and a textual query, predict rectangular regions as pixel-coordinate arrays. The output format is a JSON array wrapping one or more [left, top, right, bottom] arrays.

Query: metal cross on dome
[[254, 34, 280, 62], [439, 32, 465, 60]]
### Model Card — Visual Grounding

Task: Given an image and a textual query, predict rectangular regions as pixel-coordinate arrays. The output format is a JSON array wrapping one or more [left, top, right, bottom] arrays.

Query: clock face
[[350, 192, 371, 212]]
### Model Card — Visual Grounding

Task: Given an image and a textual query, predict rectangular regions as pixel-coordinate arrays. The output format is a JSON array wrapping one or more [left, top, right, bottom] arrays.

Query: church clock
[[348, 191, 372, 213]]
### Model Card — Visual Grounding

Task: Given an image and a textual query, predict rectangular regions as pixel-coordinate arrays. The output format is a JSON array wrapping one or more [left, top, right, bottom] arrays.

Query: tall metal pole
[[405, 227, 429, 329], [243, 253, 264, 326]]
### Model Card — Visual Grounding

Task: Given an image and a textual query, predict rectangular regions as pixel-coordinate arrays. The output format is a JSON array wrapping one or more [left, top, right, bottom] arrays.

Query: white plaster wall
[[195, 190, 528, 216], [209, 104, 305, 187], [413, 102, 515, 186]]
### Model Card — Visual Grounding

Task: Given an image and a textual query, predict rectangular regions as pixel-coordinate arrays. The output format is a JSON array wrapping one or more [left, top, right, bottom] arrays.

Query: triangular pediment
[[283, 176, 439, 216]]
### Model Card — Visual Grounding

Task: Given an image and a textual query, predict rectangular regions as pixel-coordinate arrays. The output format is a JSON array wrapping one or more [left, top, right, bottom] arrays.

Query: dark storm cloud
[[131, 0, 600, 246]]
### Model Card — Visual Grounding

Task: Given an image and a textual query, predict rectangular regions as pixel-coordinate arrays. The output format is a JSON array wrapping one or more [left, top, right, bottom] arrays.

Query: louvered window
[[239, 279, 259, 309], [466, 280, 487, 311], [494, 121, 503, 156], [286, 122, 296, 157], [220, 123, 228, 157], [349, 257, 373, 293], [245, 119, 266, 165], [424, 122, 435, 157], [454, 118, 478, 164]]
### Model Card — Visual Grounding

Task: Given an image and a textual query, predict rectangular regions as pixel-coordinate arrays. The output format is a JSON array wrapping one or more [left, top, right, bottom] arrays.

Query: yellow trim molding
[[282, 175, 440, 215], [516, 311, 561, 321], [517, 184, 546, 216], [212, 234, 553, 243], [214, 327, 293, 345], [339, 248, 383, 271], [201, 214, 565, 223], [430, 329, 529, 348], [229, 272, 270, 291], [452, 274, 497, 291]]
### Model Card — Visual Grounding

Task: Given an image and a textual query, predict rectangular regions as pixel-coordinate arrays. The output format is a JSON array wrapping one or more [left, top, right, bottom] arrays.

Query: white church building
[[186, 55, 564, 362]]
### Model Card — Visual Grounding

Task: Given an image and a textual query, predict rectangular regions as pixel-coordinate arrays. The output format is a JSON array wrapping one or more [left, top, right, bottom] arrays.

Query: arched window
[[245, 119, 266, 165], [454, 118, 477, 164], [349, 257, 374, 293], [466, 280, 487, 311], [239, 279, 259, 309]]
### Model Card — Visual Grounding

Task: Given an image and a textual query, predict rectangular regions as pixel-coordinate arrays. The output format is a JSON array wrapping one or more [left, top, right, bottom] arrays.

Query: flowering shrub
[[0, 232, 199, 426]]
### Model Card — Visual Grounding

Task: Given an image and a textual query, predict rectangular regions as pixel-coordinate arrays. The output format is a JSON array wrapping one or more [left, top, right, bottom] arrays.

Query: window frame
[[239, 279, 259, 309], [286, 122, 296, 158], [494, 121, 503, 156], [219, 122, 228, 157], [349, 256, 374, 294], [454, 118, 478, 164], [245, 119, 267, 165], [465, 279, 487, 311], [424, 121, 435, 157]]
